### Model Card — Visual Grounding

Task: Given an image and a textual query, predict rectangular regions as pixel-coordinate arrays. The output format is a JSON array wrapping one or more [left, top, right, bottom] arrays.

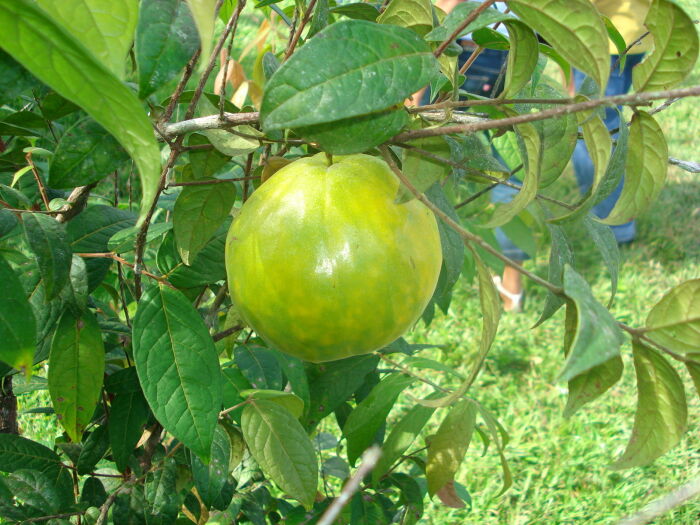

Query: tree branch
[[161, 112, 259, 139], [316, 446, 382, 525], [617, 476, 700, 525], [55, 182, 97, 223], [283, 0, 318, 60], [393, 85, 700, 141], [433, 0, 497, 58]]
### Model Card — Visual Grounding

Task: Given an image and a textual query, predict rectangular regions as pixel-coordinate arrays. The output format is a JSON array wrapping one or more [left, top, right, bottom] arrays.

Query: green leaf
[[80, 476, 108, 508], [560, 265, 625, 382], [426, 398, 477, 496], [632, 0, 699, 92], [686, 361, 700, 397], [0, 0, 161, 221], [35, 0, 138, 79], [603, 111, 667, 225], [478, 407, 512, 495], [583, 218, 619, 308], [221, 367, 251, 419], [0, 434, 74, 508], [22, 213, 72, 301], [387, 473, 425, 523], [2, 469, 61, 516], [423, 183, 464, 318], [593, 108, 629, 208], [343, 373, 415, 466], [50, 118, 130, 189], [549, 106, 611, 224], [0, 209, 18, 238], [482, 116, 541, 228], [602, 15, 628, 67], [261, 20, 439, 130], [105, 367, 141, 394], [48, 310, 105, 442], [613, 342, 687, 469], [240, 389, 304, 419], [76, 425, 110, 475], [185, 0, 217, 71], [136, 0, 199, 98], [372, 403, 435, 484], [188, 134, 229, 179], [109, 391, 150, 472], [242, 400, 318, 508], [645, 279, 700, 354], [273, 353, 310, 415], [203, 127, 261, 157], [501, 21, 539, 99], [564, 356, 623, 418], [534, 224, 573, 327], [0, 255, 36, 372], [304, 354, 379, 428], [377, 0, 433, 37], [67, 205, 136, 291], [174, 183, 235, 265], [191, 425, 233, 508], [425, 2, 513, 42], [132, 285, 223, 462], [144, 456, 181, 520], [419, 248, 499, 407], [329, 2, 380, 21], [164, 220, 229, 288], [59, 255, 89, 313], [297, 108, 408, 155], [308, 0, 330, 38], [397, 136, 451, 204], [109, 222, 172, 254], [234, 346, 284, 391], [508, 0, 610, 93]]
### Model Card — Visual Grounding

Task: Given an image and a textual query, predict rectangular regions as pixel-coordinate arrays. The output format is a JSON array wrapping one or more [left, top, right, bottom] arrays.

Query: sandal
[[492, 275, 524, 313]]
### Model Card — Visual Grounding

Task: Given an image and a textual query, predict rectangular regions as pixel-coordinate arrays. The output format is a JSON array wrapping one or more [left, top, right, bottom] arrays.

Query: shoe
[[492, 275, 524, 313]]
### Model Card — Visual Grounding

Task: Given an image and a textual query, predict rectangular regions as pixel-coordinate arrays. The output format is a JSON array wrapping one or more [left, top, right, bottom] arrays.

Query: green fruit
[[225, 153, 442, 362]]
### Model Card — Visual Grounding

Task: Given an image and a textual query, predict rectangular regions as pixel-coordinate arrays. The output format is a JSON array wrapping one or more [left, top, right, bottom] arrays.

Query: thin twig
[[283, 0, 318, 60], [408, 97, 576, 113], [219, 398, 250, 417], [77, 252, 174, 288], [395, 143, 574, 210], [316, 446, 383, 525], [161, 50, 201, 124], [17, 511, 85, 524], [378, 146, 562, 295], [166, 175, 259, 188], [434, 0, 497, 58], [454, 182, 500, 209], [96, 483, 129, 525], [617, 476, 700, 525], [25, 152, 50, 209], [212, 324, 245, 342]]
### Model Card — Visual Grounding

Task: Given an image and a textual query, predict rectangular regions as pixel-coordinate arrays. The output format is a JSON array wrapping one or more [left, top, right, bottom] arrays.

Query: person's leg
[[573, 54, 644, 243]]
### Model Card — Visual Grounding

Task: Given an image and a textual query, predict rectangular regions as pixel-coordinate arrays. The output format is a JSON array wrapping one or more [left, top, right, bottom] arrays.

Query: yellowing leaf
[[612, 342, 687, 469]]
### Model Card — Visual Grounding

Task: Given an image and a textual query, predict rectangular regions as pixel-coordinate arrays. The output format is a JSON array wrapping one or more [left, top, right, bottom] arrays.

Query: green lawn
[[407, 1, 700, 521]]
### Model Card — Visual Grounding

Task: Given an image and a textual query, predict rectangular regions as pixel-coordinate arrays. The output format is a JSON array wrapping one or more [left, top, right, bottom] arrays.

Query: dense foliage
[[0, 0, 698, 523]]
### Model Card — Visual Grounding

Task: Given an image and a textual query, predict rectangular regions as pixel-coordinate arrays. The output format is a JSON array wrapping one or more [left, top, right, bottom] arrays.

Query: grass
[[13, 2, 700, 523], [402, 1, 700, 521]]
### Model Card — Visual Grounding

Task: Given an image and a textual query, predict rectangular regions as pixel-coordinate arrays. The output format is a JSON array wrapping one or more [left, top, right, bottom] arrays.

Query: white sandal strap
[[492, 276, 524, 311]]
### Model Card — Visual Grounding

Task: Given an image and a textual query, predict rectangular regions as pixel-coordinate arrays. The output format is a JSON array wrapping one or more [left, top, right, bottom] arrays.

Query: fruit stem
[[325, 152, 333, 165]]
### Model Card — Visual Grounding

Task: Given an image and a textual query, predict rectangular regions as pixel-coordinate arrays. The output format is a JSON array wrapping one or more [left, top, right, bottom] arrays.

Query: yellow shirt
[[592, 0, 653, 54]]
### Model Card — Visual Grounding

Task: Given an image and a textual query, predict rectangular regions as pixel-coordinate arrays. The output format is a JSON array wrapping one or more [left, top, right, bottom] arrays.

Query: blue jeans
[[572, 53, 644, 244]]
